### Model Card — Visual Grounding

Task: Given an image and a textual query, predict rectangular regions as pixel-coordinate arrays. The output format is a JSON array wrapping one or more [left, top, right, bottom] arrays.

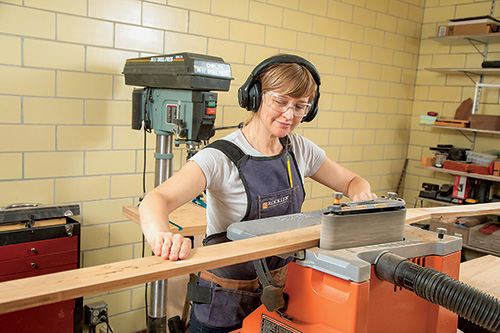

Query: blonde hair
[[259, 62, 317, 101]]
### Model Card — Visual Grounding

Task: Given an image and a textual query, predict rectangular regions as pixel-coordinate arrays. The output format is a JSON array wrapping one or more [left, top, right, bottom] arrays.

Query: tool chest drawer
[[0, 246, 77, 280], [0, 236, 78, 261]]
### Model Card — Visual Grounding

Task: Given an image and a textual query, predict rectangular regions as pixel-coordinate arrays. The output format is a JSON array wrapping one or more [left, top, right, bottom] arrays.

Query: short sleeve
[[289, 133, 326, 178]]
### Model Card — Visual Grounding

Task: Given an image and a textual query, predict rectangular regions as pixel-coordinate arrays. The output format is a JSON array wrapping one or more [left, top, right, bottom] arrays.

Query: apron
[[192, 136, 305, 330]]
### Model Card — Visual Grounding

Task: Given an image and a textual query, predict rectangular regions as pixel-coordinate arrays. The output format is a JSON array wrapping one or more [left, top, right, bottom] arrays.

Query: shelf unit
[[415, 165, 500, 182], [425, 68, 500, 75], [425, 13, 500, 150], [428, 33, 500, 45], [415, 196, 456, 206], [426, 32, 500, 77], [421, 123, 500, 135], [415, 165, 500, 208]]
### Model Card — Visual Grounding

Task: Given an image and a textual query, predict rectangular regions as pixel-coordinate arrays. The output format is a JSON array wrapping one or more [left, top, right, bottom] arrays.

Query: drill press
[[123, 52, 233, 332]]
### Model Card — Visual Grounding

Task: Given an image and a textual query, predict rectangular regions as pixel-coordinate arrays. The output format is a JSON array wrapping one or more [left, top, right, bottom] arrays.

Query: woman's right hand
[[140, 161, 206, 261], [150, 231, 192, 261]]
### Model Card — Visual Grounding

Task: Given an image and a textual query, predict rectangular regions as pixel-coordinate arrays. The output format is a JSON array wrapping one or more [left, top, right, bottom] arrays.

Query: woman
[[139, 54, 377, 332]]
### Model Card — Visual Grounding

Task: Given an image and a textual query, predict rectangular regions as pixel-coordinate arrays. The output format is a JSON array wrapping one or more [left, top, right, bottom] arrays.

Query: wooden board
[[454, 98, 473, 121], [122, 202, 207, 237], [0, 218, 66, 232], [434, 119, 470, 128], [0, 225, 320, 315], [1, 203, 500, 315], [405, 202, 500, 224], [460, 255, 500, 299]]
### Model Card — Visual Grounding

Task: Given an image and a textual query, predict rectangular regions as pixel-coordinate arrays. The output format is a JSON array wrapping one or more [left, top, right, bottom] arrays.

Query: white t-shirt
[[190, 130, 326, 235]]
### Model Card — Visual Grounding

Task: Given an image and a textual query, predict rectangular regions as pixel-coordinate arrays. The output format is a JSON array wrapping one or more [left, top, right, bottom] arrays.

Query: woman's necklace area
[[241, 126, 283, 156]]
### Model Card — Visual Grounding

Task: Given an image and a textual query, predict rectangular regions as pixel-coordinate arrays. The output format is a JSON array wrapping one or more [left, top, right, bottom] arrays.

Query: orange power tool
[[227, 197, 500, 333]]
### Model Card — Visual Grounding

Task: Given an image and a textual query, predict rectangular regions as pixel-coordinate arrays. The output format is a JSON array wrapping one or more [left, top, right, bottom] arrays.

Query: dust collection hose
[[375, 252, 500, 332]]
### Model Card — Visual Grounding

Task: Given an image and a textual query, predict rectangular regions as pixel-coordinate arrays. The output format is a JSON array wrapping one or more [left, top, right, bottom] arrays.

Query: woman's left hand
[[351, 192, 377, 202]]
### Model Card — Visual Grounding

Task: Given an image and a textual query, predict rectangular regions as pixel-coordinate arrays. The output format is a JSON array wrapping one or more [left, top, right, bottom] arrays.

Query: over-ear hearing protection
[[238, 54, 321, 123]]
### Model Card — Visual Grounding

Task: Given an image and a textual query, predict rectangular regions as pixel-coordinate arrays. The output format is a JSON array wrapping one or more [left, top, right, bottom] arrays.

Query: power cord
[[140, 104, 149, 330], [98, 309, 114, 333]]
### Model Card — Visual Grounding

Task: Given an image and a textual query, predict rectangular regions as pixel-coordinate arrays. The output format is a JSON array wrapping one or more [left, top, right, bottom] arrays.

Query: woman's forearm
[[139, 190, 172, 244]]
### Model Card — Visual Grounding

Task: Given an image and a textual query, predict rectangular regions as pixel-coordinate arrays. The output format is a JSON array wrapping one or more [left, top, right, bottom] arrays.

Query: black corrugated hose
[[375, 252, 500, 333]]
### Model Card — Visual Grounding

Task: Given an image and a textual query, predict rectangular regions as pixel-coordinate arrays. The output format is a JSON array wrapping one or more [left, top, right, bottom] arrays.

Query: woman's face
[[258, 90, 311, 138]]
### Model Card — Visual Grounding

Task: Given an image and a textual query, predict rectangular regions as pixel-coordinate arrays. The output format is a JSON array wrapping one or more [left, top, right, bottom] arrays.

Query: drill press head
[[123, 53, 233, 146]]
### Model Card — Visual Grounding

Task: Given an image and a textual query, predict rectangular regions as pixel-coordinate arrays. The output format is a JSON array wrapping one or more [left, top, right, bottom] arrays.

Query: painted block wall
[[407, 0, 500, 207], [0, 0, 423, 332]]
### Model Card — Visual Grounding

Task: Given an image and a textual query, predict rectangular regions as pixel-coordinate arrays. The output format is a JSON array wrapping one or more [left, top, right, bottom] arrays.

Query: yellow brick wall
[[0, 0, 424, 331], [406, 0, 500, 207]]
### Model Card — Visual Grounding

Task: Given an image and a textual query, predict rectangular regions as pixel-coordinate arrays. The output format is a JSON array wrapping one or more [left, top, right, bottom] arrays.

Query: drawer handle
[[31, 263, 36, 268], [31, 248, 36, 253]]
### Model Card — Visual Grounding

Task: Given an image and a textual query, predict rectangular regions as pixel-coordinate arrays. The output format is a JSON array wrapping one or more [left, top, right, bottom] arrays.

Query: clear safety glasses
[[262, 91, 312, 118]]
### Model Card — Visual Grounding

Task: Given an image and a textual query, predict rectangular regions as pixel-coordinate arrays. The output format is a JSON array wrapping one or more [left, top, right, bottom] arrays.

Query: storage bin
[[468, 223, 500, 254], [466, 150, 497, 166]]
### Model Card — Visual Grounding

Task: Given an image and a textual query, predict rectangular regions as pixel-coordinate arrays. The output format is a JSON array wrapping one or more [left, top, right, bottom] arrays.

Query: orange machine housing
[[236, 252, 461, 333]]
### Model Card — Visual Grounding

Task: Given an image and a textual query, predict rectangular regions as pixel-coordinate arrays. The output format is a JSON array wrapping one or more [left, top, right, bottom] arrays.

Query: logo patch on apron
[[262, 194, 290, 210]]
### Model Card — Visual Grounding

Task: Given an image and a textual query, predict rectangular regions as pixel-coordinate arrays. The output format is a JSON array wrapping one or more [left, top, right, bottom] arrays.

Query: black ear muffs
[[238, 54, 321, 123]]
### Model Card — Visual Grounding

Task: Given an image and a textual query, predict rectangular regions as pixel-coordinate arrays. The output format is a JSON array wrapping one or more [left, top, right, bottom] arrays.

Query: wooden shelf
[[462, 243, 500, 256], [429, 33, 500, 45], [421, 123, 500, 135], [415, 196, 457, 206], [425, 67, 500, 75], [415, 165, 500, 182]]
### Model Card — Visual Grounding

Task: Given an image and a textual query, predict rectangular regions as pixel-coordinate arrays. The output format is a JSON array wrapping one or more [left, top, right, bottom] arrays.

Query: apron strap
[[253, 259, 288, 313], [253, 258, 278, 287], [206, 139, 246, 166]]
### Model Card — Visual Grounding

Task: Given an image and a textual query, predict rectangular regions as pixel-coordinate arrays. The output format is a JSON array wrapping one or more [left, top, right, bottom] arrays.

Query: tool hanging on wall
[[395, 158, 408, 196]]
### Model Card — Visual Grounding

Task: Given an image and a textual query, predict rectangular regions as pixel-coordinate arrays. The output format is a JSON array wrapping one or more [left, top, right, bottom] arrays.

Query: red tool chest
[[0, 204, 82, 333]]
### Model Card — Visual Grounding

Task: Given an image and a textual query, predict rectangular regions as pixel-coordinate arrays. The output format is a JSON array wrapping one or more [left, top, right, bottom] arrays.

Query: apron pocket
[[193, 277, 262, 329], [258, 188, 294, 219]]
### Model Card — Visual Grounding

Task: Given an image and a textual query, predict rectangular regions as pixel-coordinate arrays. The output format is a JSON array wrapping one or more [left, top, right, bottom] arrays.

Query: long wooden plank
[[1, 202, 500, 315], [124, 202, 500, 229], [0, 225, 320, 315], [405, 202, 500, 224]]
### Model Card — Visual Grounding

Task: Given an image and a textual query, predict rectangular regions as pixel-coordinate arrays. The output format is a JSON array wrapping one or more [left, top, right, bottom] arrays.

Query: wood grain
[[0, 225, 320, 315], [460, 255, 500, 299], [1, 202, 500, 315], [122, 203, 207, 236], [0, 218, 66, 232], [405, 202, 500, 224]]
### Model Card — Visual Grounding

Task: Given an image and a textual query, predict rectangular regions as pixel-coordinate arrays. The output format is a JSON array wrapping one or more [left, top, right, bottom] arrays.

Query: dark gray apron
[[192, 136, 305, 330]]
